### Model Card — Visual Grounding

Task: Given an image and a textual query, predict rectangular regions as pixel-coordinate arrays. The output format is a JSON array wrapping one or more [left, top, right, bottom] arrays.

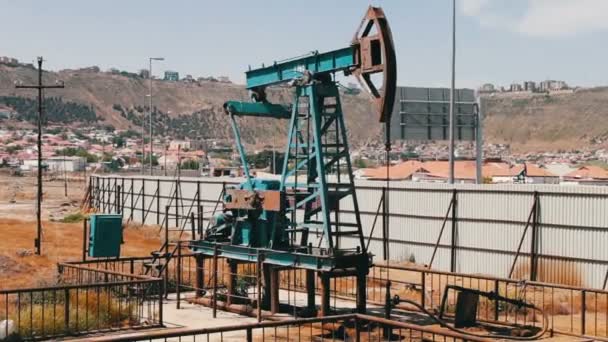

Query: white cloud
[[460, 0, 608, 38], [517, 0, 608, 37], [460, 0, 490, 16]]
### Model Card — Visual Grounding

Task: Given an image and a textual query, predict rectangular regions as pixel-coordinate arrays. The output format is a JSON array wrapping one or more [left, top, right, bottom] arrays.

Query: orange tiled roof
[[510, 163, 557, 177], [564, 165, 608, 180], [363, 160, 423, 180], [363, 160, 558, 181]]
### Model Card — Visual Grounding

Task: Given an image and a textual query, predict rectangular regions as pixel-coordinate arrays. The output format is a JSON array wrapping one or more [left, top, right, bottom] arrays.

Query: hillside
[[483, 89, 608, 152], [0, 64, 379, 147], [2, 63, 608, 151]]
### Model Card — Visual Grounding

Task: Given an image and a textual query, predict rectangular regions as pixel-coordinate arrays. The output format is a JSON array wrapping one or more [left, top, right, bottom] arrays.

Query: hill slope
[[0, 64, 379, 147], [483, 89, 608, 152], [2, 63, 608, 151]]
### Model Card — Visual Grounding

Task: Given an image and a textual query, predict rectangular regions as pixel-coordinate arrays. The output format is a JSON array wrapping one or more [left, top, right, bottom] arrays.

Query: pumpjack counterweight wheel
[[351, 6, 397, 123]]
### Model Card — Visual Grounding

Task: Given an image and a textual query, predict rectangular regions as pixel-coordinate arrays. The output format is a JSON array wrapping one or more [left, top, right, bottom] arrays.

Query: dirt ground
[[0, 175, 162, 290]]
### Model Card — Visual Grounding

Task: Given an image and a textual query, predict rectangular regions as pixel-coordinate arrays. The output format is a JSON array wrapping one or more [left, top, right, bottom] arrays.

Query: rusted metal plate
[[351, 6, 397, 123], [224, 189, 282, 211]]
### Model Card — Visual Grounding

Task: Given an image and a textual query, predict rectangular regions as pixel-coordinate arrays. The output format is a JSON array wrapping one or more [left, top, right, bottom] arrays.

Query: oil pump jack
[[192, 6, 396, 316]]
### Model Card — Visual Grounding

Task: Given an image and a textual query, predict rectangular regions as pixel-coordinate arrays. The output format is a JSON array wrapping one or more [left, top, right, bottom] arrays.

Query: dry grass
[[0, 218, 161, 290], [512, 260, 583, 287], [2, 290, 136, 338]]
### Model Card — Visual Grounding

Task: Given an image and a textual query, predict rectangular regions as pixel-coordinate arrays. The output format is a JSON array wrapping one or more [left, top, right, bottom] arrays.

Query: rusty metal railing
[[294, 263, 608, 341], [71, 313, 494, 342], [62, 249, 608, 341], [0, 264, 162, 340]]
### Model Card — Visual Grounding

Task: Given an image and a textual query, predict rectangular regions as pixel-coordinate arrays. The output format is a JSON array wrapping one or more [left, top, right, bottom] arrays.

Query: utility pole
[[448, 0, 457, 184], [63, 147, 68, 197], [142, 95, 149, 174], [149, 57, 164, 175], [16, 57, 64, 255]]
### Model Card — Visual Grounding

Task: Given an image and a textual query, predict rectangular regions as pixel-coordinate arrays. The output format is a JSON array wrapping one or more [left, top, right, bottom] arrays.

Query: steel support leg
[[356, 272, 367, 314], [319, 273, 331, 317], [227, 261, 238, 306], [270, 267, 280, 314], [262, 264, 272, 310], [306, 270, 316, 310], [195, 255, 205, 297]]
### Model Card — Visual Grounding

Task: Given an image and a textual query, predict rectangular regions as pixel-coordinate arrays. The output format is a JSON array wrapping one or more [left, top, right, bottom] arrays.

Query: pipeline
[[396, 296, 548, 341]]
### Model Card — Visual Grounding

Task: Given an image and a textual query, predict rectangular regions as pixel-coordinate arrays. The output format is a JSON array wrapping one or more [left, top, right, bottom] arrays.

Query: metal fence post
[[450, 188, 458, 272], [114, 177, 118, 212], [176, 241, 182, 309], [116, 185, 121, 214], [141, 179, 146, 224], [420, 271, 426, 308], [198, 205, 204, 237], [101, 177, 106, 212], [246, 327, 253, 342], [494, 280, 500, 321], [82, 218, 88, 261], [156, 179, 161, 225], [530, 191, 539, 281], [121, 178, 125, 213], [175, 179, 179, 228], [190, 212, 196, 239], [212, 244, 219, 318], [256, 251, 262, 322], [581, 290, 586, 335], [354, 315, 361, 342], [158, 279, 164, 326], [130, 182, 134, 221], [64, 288, 70, 332]]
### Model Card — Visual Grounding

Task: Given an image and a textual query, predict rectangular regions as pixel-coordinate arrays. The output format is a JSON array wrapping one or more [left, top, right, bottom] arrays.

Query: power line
[[15, 57, 65, 255]]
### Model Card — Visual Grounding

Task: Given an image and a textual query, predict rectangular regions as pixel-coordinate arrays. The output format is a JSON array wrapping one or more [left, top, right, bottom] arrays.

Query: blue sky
[[1, 0, 607, 88]]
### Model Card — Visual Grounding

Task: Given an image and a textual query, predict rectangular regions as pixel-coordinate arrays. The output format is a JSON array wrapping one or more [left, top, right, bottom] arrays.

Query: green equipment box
[[88, 214, 123, 258]]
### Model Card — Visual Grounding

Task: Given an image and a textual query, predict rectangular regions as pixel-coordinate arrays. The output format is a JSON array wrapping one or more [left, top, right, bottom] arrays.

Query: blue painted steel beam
[[246, 47, 356, 89], [224, 101, 291, 119], [191, 240, 369, 272], [228, 114, 253, 189]]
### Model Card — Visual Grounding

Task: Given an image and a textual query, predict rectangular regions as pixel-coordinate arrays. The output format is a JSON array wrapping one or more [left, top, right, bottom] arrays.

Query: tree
[[181, 159, 200, 170], [56, 147, 98, 163], [353, 158, 367, 169], [6, 145, 21, 155], [144, 153, 159, 166], [112, 136, 125, 148]]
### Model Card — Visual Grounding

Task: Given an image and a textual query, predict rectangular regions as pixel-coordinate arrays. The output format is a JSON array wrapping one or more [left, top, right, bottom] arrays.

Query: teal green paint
[[228, 113, 253, 190], [88, 214, 123, 258], [246, 47, 355, 89], [224, 101, 291, 119]]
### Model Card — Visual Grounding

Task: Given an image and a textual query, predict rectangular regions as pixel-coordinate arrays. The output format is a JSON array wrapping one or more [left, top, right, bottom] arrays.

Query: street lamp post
[[142, 94, 150, 174], [149, 57, 164, 175], [448, 0, 457, 184]]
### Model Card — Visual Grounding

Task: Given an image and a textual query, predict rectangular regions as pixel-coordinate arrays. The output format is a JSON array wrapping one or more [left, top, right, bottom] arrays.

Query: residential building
[[479, 83, 496, 93], [539, 80, 568, 92], [139, 69, 150, 79], [511, 163, 559, 184], [562, 166, 608, 186], [217, 76, 230, 83], [169, 140, 191, 150], [361, 160, 560, 184], [523, 81, 536, 92], [510, 83, 523, 92], [21, 156, 86, 172], [359, 160, 423, 180]]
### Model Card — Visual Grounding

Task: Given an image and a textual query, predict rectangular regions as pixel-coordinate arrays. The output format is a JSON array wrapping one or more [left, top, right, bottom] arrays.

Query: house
[[45, 156, 86, 172], [360, 160, 423, 180], [510, 164, 559, 184], [562, 166, 608, 186]]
